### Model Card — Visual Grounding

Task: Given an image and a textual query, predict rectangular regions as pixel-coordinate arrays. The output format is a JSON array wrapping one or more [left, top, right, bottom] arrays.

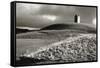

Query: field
[[16, 30, 96, 65]]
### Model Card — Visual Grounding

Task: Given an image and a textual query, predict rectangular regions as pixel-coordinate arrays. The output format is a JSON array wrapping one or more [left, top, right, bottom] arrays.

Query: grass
[[16, 33, 96, 65]]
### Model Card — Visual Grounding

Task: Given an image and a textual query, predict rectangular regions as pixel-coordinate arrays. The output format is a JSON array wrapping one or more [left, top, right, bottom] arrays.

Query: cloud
[[16, 3, 96, 28]]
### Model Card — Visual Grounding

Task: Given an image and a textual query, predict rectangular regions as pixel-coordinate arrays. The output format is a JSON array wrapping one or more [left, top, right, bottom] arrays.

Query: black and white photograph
[[14, 2, 97, 66]]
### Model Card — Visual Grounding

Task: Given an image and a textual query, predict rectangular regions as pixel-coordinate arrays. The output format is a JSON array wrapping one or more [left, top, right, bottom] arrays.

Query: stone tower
[[74, 14, 80, 24]]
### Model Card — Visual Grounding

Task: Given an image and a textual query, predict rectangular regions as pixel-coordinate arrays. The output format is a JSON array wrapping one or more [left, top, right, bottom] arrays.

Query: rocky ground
[[16, 34, 97, 65]]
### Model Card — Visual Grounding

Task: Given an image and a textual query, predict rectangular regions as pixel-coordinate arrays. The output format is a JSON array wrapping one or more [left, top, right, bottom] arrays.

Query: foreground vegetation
[[16, 34, 96, 65]]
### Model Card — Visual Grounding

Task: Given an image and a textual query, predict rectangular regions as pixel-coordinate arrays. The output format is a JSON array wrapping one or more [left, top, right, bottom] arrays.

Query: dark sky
[[16, 3, 96, 28]]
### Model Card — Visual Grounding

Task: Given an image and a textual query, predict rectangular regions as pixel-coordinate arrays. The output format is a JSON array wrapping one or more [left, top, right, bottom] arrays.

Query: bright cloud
[[42, 15, 57, 21], [93, 18, 96, 25]]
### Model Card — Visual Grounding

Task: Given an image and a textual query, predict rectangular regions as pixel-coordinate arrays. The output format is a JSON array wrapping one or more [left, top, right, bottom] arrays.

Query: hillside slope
[[18, 34, 96, 65], [41, 23, 96, 33]]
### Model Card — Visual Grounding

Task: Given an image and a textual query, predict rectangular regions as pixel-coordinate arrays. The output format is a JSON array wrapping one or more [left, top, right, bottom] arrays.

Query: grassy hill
[[41, 23, 96, 33], [16, 23, 97, 66]]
